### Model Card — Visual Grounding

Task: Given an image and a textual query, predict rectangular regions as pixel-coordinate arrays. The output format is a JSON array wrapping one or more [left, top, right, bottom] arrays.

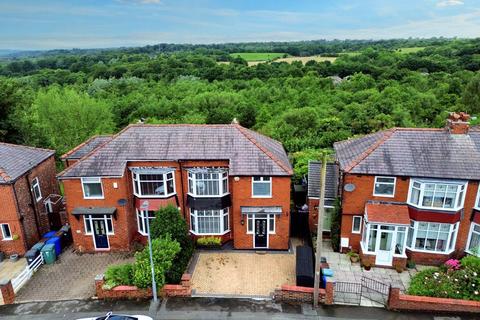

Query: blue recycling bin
[[46, 236, 61, 256], [43, 231, 57, 239]]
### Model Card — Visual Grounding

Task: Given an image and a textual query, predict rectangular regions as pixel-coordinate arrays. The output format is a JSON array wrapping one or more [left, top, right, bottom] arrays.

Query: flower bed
[[408, 256, 480, 301]]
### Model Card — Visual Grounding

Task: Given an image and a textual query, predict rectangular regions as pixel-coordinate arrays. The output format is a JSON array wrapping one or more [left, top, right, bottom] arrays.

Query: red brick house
[[58, 124, 293, 252], [332, 112, 480, 268], [0, 143, 62, 255]]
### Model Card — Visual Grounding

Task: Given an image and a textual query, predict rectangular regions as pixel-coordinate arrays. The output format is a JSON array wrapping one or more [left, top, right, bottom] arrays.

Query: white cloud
[[437, 0, 464, 7]]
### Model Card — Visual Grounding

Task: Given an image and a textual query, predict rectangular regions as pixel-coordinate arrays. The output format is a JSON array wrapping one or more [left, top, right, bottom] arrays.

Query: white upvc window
[[31, 177, 42, 202], [83, 214, 114, 235], [246, 214, 275, 234], [373, 176, 396, 197], [81, 177, 104, 199], [1, 223, 12, 240], [407, 179, 467, 211], [252, 176, 272, 198], [190, 208, 229, 235], [466, 223, 480, 256], [406, 220, 458, 254], [132, 171, 175, 198], [188, 169, 228, 197], [360, 222, 407, 256], [136, 209, 155, 236], [352, 216, 362, 234]]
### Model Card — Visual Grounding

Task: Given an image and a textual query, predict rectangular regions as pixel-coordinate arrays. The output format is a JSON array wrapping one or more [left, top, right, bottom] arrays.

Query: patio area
[[0, 258, 27, 305], [190, 251, 296, 298]]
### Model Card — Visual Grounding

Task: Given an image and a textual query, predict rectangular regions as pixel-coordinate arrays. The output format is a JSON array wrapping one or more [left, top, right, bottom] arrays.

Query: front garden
[[102, 205, 194, 291], [408, 255, 480, 301]]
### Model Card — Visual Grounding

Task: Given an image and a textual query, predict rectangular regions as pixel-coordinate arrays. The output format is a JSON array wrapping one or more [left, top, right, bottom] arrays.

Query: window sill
[[2, 239, 13, 241], [252, 195, 272, 199], [187, 193, 230, 198], [189, 230, 230, 236], [373, 193, 395, 198], [406, 247, 454, 255], [134, 193, 176, 198], [83, 196, 105, 200]]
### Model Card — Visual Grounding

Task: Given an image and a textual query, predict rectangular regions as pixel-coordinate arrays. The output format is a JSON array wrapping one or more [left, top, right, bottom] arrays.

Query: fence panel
[[11, 254, 44, 293]]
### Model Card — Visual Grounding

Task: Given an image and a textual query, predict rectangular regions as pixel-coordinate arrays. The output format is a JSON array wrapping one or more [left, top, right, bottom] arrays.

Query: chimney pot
[[447, 112, 470, 134]]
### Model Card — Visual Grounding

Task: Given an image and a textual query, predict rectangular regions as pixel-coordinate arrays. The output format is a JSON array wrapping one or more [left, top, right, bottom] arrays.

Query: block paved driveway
[[191, 251, 295, 297], [15, 247, 134, 303]]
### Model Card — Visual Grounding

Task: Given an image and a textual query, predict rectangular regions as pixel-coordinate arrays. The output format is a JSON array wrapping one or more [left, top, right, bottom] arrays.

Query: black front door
[[93, 219, 109, 249], [254, 218, 268, 248]]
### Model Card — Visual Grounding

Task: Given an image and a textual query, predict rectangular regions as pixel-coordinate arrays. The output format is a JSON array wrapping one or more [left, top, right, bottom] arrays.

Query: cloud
[[437, 0, 464, 7]]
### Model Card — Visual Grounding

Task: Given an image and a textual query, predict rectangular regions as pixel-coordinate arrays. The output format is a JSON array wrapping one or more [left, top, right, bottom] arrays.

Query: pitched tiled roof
[[61, 135, 112, 160], [307, 161, 339, 200], [0, 143, 55, 184], [365, 202, 410, 225], [334, 128, 480, 180], [59, 124, 292, 178]]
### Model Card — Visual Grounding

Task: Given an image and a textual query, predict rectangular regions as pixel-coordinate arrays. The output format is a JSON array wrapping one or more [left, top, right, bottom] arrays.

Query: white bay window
[[188, 169, 228, 197], [408, 179, 467, 211], [406, 220, 458, 254], [190, 208, 229, 235]]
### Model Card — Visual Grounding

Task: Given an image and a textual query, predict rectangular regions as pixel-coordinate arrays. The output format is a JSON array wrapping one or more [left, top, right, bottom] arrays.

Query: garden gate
[[333, 276, 390, 306]]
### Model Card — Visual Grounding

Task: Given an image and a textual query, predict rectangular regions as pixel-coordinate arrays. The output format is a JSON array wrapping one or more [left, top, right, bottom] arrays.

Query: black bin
[[25, 248, 39, 265], [296, 245, 314, 287], [59, 225, 72, 248]]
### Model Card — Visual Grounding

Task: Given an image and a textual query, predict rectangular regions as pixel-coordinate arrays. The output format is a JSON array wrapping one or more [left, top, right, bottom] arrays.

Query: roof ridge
[[344, 128, 397, 173], [60, 135, 113, 160], [0, 142, 55, 154], [130, 123, 232, 127], [0, 166, 12, 182], [233, 124, 293, 175]]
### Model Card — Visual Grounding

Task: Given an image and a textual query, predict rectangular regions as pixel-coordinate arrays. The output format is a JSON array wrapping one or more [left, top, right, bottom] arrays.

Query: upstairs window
[[408, 179, 466, 211], [373, 176, 395, 197], [1, 223, 12, 240], [32, 177, 42, 201], [188, 169, 228, 197], [467, 223, 480, 256], [132, 171, 175, 197], [81, 177, 104, 199], [252, 176, 272, 198]]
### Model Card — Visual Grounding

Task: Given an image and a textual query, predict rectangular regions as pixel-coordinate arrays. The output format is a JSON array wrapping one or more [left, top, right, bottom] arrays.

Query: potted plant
[[362, 260, 372, 271], [406, 259, 416, 269], [347, 250, 360, 263], [395, 265, 404, 273], [196, 236, 222, 250]]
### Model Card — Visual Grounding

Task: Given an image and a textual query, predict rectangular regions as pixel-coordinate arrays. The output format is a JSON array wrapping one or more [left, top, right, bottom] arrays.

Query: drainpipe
[[12, 182, 29, 250], [178, 160, 187, 219]]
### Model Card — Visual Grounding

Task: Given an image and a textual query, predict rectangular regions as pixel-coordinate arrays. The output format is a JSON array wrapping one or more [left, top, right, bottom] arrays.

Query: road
[[0, 297, 475, 320]]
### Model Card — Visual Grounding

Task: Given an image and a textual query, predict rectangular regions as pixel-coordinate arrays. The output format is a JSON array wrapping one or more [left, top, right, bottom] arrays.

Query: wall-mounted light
[[234, 176, 240, 182], [240, 219, 245, 225]]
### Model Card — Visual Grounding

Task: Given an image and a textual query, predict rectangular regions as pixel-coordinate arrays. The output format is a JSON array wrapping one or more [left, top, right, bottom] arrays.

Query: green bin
[[41, 243, 56, 264]]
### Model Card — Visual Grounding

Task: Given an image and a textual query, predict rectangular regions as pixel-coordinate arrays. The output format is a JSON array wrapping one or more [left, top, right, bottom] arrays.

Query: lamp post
[[141, 200, 157, 302]]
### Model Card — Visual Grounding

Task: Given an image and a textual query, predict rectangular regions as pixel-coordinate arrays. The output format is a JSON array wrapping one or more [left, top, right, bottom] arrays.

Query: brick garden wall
[[273, 282, 334, 304], [388, 287, 480, 313]]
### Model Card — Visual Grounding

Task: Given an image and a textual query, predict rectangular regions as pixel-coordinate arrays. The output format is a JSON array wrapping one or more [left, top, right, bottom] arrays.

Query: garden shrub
[[150, 205, 194, 283], [461, 255, 480, 269], [197, 236, 222, 247], [104, 263, 134, 289], [132, 235, 180, 289], [330, 198, 341, 252]]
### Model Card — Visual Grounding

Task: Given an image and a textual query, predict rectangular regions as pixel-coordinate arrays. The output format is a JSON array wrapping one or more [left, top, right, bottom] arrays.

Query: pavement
[[0, 297, 476, 320], [14, 247, 134, 303]]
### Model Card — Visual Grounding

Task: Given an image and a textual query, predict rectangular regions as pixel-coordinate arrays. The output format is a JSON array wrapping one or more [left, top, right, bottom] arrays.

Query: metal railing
[[11, 254, 44, 293]]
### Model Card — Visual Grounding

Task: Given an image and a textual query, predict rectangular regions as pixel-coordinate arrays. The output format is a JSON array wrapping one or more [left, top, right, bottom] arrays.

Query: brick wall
[[359, 248, 407, 270], [388, 287, 480, 313], [273, 282, 333, 305]]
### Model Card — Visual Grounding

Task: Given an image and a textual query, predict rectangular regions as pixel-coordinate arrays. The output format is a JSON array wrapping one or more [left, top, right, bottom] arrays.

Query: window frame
[[251, 176, 272, 198], [372, 176, 396, 197], [246, 214, 276, 235], [83, 214, 114, 235], [81, 177, 104, 199], [352, 216, 362, 234], [136, 209, 156, 236], [31, 177, 42, 202], [466, 222, 480, 256], [407, 179, 467, 211], [360, 222, 408, 257], [406, 220, 458, 254], [1, 223, 12, 241], [187, 169, 229, 197], [132, 171, 176, 198], [189, 208, 230, 235]]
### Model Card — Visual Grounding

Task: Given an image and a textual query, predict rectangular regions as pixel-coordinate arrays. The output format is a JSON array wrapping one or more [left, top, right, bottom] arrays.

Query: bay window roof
[[334, 128, 480, 180], [59, 124, 292, 179], [365, 202, 410, 225]]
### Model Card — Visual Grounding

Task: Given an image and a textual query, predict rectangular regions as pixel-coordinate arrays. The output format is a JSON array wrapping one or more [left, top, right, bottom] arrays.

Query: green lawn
[[230, 52, 287, 61], [396, 47, 425, 54]]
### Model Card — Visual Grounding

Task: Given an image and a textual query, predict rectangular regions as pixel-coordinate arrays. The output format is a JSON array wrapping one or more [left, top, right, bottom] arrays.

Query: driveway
[[15, 247, 134, 303], [190, 251, 295, 297]]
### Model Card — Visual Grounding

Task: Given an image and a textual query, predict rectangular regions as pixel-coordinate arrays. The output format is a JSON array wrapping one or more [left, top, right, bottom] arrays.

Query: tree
[[16, 86, 115, 155], [150, 205, 194, 283], [462, 74, 480, 114]]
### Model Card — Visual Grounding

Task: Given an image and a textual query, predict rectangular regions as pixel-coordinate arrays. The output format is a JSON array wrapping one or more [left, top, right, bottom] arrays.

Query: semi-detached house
[[333, 112, 480, 268], [58, 124, 293, 252]]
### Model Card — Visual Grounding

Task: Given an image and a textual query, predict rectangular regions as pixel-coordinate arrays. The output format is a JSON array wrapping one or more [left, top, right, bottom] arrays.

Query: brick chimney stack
[[447, 112, 470, 134]]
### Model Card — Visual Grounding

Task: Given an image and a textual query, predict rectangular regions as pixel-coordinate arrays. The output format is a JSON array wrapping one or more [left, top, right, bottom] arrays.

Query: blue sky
[[0, 0, 479, 50]]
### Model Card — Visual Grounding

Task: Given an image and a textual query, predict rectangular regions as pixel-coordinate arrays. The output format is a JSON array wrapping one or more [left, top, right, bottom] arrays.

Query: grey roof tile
[[0, 143, 54, 184], [307, 161, 339, 199], [334, 128, 480, 180], [59, 124, 292, 178], [62, 135, 112, 160]]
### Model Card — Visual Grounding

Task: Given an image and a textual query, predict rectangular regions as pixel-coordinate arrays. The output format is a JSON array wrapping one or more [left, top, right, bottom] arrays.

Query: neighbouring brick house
[[0, 143, 63, 255], [58, 124, 293, 252], [331, 112, 480, 268]]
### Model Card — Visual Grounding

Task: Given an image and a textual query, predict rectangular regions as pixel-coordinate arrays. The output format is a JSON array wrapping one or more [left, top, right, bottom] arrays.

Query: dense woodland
[[1, 38, 480, 181]]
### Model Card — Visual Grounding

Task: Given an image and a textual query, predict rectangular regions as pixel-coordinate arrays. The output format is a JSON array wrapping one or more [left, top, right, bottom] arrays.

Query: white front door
[[375, 229, 394, 266]]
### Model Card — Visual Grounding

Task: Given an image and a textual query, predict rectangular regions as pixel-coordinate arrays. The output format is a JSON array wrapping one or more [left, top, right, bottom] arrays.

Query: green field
[[396, 47, 425, 54], [230, 52, 287, 61]]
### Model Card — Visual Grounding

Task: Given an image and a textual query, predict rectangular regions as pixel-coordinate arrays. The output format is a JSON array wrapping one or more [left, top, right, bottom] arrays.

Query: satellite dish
[[117, 199, 127, 206], [344, 184, 356, 192]]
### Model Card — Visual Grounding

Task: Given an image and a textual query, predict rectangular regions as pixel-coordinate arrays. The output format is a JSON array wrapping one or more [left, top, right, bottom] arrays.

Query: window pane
[[376, 177, 395, 183], [2, 224, 11, 238], [166, 179, 175, 194], [106, 217, 113, 233], [247, 216, 253, 232], [223, 212, 229, 231], [411, 188, 420, 205], [352, 217, 361, 232], [269, 215, 275, 232], [253, 183, 270, 196], [84, 182, 102, 197], [368, 229, 377, 251], [375, 183, 394, 195], [468, 230, 480, 254]]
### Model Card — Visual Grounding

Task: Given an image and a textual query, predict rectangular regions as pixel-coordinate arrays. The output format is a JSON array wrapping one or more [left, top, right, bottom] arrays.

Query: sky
[[0, 0, 479, 50]]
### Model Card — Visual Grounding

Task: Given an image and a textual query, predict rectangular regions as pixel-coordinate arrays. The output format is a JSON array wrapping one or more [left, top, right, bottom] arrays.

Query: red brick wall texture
[[0, 156, 59, 255], [63, 160, 291, 252]]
